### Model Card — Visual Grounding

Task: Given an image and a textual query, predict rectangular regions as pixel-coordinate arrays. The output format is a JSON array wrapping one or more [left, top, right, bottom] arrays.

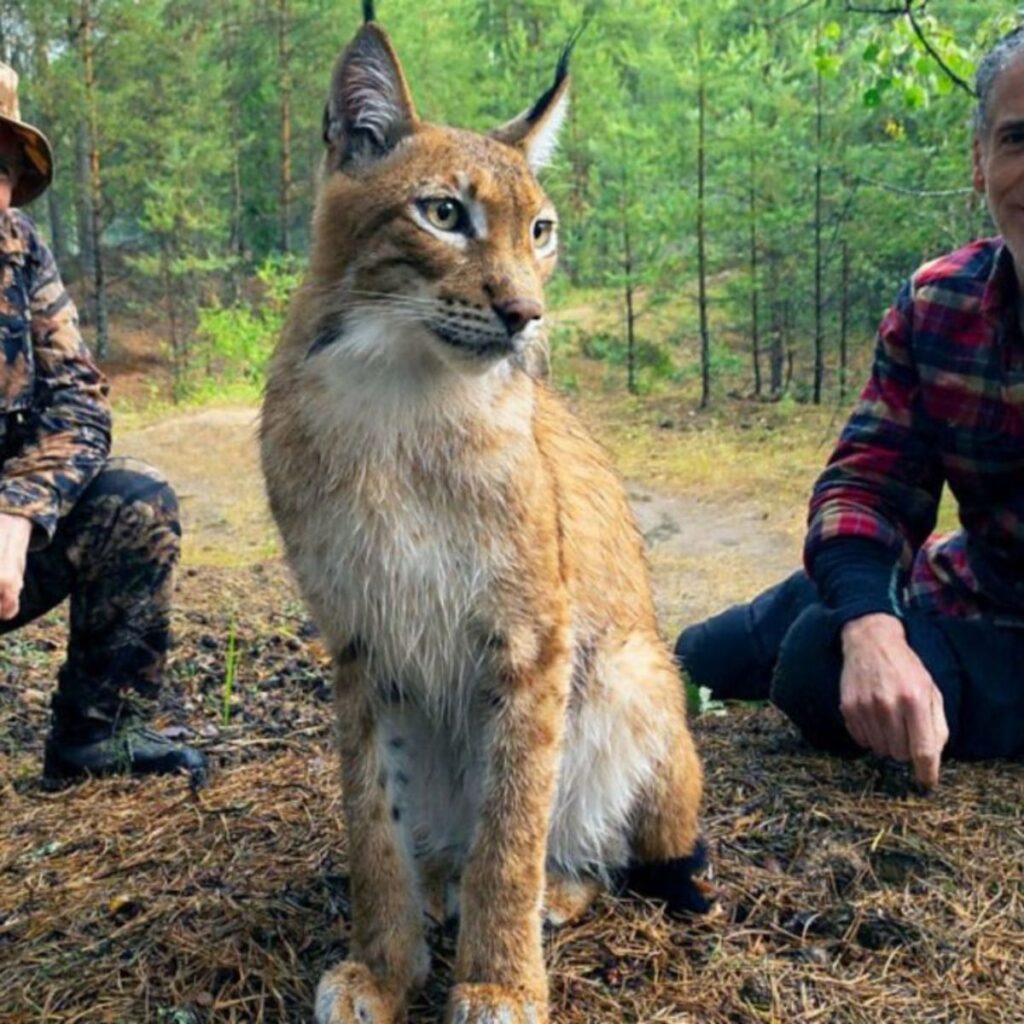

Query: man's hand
[[839, 613, 949, 789], [0, 512, 31, 620]]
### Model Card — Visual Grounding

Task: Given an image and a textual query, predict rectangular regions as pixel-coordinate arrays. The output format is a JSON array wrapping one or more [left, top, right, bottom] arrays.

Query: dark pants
[[0, 457, 181, 740], [676, 571, 1024, 761]]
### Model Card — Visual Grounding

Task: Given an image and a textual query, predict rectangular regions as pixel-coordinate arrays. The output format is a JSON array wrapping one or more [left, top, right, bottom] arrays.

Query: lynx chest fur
[[280, 350, 543, 709], [260, 8, 707, 1023]]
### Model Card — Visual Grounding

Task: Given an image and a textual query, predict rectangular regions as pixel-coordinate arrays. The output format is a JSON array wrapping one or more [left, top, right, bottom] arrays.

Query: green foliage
[[580, 331, 623, 363], [555, 368, 579, 393], [3, 0, 1016, 406], [686, 681, 729, 717], [677, 346, 746, 383], [191, 256, 301, 397], [581, 331, 673, 377], [194, 305, 269, 381]]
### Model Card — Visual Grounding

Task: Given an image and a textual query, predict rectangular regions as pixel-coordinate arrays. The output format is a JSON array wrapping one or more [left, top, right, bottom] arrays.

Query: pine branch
[[844, 3, 911, 13], [845, 1, 976, 97], [904, 4, 975, 97]]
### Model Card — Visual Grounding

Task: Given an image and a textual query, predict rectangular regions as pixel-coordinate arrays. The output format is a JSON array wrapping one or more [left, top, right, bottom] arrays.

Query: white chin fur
[[314, 309, 519, 377], [297, 311, 524, 465]]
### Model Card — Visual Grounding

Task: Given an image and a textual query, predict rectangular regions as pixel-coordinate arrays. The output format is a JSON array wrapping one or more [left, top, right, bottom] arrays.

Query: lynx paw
[[314, 961, 395, 1024], [543, 875, 601, 928], [445, 983, 547, 1024], [619, 838, 714, 916]]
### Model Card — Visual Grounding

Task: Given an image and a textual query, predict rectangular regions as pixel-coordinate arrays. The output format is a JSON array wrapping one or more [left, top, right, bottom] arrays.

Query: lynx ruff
[[260, 10, 709, 1024]]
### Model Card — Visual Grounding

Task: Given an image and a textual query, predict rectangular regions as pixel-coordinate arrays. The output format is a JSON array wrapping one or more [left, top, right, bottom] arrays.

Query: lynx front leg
[[445, 629, 571, 1024], [315, 653, 428, 1024]]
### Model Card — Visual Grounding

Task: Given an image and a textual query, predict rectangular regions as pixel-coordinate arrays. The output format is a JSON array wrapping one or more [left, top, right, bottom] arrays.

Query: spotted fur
[[261, 14, 705, 1024]]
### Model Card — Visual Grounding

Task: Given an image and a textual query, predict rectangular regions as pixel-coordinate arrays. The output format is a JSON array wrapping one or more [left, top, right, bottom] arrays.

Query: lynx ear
[[323, 16, 418, 170], [490, 40, 574, 172]]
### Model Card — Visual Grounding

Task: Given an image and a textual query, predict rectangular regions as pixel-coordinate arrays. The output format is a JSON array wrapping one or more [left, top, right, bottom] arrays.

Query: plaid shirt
[[806, 237, 1024, 620], [0, 210, 111, 546]]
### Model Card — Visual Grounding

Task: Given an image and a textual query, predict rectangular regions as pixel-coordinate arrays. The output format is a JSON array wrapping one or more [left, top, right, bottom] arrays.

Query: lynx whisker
[[346, 288, 447, 309]]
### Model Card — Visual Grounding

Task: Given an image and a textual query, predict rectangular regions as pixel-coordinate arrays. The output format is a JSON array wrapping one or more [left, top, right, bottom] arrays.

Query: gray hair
[[975, 25, 1024, 136]]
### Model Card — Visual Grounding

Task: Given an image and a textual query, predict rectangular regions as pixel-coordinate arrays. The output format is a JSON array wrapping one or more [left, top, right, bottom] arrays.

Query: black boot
[[43, 718, 207, 787]]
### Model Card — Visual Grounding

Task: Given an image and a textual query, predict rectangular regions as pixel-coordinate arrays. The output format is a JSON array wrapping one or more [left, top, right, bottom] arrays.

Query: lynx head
[[309, 3, 570, 375]]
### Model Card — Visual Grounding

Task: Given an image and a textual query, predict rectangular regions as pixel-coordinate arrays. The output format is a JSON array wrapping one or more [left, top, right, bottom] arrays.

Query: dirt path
[[117, 404, 801, 625], [115, 406, 275, 567], [627, 484, 799, 630]]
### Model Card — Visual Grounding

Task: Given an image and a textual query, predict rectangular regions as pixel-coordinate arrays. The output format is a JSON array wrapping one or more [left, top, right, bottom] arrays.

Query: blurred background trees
[[0, 0, 1013, 402]]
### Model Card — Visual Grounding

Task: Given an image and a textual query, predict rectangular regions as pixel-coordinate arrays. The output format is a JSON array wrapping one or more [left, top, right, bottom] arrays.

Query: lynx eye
[[532, 218, 556, 250], [419, 198, 465, 232]]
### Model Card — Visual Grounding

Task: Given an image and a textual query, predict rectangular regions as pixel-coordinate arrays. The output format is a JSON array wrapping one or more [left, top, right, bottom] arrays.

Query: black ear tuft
[[525, 28, 580, 125], [490, 26, 581, 171], [613, 839, 714, 917], [363, 0, 375, 23], [557, 27, 584, 86]]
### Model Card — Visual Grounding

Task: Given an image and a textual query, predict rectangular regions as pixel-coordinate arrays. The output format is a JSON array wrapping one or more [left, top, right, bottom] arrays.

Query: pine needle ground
[[1, 311, 1017, 1023], [2, 563, 1022, 1024]]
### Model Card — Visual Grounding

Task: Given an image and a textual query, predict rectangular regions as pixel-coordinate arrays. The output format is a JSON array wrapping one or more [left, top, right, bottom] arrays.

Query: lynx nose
[[493, 297, 543, 337]]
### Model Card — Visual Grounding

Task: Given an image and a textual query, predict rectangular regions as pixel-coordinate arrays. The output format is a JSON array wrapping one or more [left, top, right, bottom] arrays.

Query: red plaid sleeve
[[804, 281, 945, 573]]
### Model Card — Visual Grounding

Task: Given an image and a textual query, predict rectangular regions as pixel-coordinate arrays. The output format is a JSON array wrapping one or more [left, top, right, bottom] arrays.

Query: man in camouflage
[[0, 63, 204, 783]]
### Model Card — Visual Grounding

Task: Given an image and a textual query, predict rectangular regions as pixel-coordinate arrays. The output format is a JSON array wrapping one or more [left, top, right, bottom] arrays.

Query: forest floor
[[1, 319, 1022, 1023]]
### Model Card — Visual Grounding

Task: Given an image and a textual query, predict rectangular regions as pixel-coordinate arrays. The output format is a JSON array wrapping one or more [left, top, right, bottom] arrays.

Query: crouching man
[[0, 63, 204, 783]]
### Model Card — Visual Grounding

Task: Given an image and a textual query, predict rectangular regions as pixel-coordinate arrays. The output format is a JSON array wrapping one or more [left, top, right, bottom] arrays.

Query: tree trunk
[[770, 322, 784, 396], [696, 29, 710, 409], [231, 144, 244, 261], [222, 10, 245, 265], [839, 239, 850, 403], [748, 100, 761, 398], [623, 198, 636, 396], [161, 239, 183, 401], [81, 0, 108, 358], [812, 12, 824, 405], [74, 123, 94, 281], [767, 253, 783, 397], [784, 298, 795, 394], [46, 188, 71, 274], [564, 93, 586, 285], [278, 0, 292, 253], [27, 21, 72, 275]]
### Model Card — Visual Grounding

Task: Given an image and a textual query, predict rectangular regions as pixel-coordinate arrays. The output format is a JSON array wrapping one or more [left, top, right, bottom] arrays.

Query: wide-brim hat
[[0, 63, 53, 207]]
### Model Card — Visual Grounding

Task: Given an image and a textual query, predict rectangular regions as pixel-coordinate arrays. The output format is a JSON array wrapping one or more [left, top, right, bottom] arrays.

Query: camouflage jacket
[[0, 209, 111, 546]]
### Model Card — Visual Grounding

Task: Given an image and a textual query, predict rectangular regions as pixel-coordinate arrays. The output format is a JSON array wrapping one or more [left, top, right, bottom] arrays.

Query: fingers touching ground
[[905, 686, 949, 789], [839, 613, 949, 788]]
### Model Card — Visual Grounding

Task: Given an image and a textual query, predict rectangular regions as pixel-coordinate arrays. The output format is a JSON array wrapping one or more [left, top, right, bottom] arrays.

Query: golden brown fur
[[260, 14, 704, 1024]]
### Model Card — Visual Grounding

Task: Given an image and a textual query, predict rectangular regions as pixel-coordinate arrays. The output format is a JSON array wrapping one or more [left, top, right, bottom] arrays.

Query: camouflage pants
[[0, 457, 180, 740]]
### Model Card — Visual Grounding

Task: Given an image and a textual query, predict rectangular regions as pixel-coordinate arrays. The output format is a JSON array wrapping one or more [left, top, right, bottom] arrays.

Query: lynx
[[260, 6, 708, 1022]]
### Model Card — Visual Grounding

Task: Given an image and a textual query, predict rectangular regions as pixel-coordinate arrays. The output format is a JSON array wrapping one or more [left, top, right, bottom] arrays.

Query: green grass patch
[[221, 621, 241, 726]]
